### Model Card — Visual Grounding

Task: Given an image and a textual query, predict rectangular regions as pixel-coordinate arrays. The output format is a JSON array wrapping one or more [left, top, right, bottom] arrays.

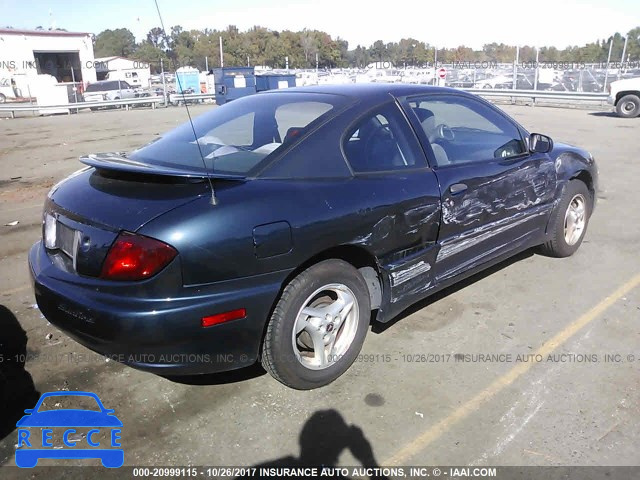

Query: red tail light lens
[[100, 232, 177, 281], [201, 309, 247, 328]]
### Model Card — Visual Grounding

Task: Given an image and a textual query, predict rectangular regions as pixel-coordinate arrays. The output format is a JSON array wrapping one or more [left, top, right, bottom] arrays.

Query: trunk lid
[[44, 158, 241, 278]]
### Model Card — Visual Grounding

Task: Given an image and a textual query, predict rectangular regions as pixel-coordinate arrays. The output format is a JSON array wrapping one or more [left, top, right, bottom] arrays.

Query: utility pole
[[160, 57, 167, 107], [603, 38, 614, 92], [619, 36, 629, 78], [533, 46, 539, 91], [219, 36, 224, 68], [513, 46, 519, 89], [205, 56, 208, 72]]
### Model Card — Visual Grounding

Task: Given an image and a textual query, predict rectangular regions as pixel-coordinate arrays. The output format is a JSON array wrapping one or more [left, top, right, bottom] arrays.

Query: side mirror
[[530, 133, 553, 153]]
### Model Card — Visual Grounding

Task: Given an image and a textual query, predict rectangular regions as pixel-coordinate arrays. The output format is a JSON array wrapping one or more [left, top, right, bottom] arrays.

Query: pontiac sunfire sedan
[[29, 84, 598, 389]]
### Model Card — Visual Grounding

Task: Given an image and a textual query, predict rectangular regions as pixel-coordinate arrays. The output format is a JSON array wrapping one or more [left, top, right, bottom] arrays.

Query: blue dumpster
[[211, 67, 256, 105], [175, 67, 200, 94], [255, 73, 297, 92]]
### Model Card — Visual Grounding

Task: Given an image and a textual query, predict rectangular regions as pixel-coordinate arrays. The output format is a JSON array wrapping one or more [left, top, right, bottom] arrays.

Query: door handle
[[450, 183, 468, 195]]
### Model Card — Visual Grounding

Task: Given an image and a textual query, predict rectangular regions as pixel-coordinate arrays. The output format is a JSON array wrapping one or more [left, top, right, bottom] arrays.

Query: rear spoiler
[[79, 153, 247, 180]]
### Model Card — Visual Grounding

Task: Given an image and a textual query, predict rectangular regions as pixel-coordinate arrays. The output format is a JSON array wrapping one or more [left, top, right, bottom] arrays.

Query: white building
[[94, 56, 151, 87], [0, 28, 97, 95]]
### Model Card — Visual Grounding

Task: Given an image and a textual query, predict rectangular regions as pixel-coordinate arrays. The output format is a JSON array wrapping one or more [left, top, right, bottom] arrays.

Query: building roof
[[94, 56, 121, 62], [0, 28, 91, 37]]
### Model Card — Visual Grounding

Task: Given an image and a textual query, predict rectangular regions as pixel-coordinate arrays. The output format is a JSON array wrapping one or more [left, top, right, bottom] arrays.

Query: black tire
[[0, 93, 5, 103], [616, 94, 640, 118], [540, 180, 591, 258], [261, 259, 371, 390]]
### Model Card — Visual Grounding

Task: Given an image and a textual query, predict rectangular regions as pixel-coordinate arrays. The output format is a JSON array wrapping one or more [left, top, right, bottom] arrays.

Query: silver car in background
[[83, 80, 136, 107]]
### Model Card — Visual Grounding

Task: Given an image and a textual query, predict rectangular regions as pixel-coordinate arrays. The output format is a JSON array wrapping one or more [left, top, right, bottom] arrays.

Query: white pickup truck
[[607, 78, 640, 118]]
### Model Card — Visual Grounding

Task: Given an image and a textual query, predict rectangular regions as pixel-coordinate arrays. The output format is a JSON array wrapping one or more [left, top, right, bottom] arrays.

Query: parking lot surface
[[0, 104, 639, 475]]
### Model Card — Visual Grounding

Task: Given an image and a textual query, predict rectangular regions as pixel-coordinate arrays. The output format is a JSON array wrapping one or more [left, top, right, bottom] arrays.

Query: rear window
[[128, 92, 344, 176]]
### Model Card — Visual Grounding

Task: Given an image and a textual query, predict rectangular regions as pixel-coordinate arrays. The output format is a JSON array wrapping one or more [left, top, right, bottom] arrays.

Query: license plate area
[[50, 218, 81, 269]]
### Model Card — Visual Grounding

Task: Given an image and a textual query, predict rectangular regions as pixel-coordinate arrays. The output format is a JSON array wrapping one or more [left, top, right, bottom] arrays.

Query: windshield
[[127, 92, 346, 176]]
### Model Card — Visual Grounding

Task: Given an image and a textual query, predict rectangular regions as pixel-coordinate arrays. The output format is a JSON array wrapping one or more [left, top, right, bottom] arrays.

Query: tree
[[146, 27, 167, 49], [89, 24, 640, 70], [93, 28, 136, 57], [134, 41, 169, 73]]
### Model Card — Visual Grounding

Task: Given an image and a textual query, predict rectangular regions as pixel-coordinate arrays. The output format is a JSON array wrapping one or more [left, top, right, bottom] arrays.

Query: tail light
[[100, 232, 177, 281]]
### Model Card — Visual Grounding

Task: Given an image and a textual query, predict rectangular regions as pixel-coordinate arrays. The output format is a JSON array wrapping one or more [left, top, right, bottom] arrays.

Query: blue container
[[255, 74, 297, 92], [175, 68, 200, 94], [211, 67, 256, 105]]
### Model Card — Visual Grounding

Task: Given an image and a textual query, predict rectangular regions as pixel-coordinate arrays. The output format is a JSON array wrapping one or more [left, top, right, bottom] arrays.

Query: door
[[118, 81, 135, 98], [402, 94, 557, 281]]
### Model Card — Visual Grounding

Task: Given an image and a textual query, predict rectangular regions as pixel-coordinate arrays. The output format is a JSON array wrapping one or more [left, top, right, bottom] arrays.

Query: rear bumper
[[29, 241, 289, 375]]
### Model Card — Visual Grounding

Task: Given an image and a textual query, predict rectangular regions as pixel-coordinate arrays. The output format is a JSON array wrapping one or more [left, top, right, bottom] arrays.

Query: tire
[[0, 93, 5, 103], [540, 180, 591, 258], [261, 259, 371, 389], [615, 94, 640, 118]]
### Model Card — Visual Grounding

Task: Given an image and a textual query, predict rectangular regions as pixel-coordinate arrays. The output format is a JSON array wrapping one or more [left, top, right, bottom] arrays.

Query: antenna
[[153, 0, 217, 205]]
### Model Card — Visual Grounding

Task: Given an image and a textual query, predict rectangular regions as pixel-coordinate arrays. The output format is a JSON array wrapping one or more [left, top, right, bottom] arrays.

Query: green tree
[[93, 28, 136, 57]]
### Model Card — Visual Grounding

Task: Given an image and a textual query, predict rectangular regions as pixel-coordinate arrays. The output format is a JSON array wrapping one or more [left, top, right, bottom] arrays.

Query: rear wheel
[[541, 180, 591, 257], [616, 94, 640, 118], [261, 259, 371, 389], [0, 93, 6, 103]]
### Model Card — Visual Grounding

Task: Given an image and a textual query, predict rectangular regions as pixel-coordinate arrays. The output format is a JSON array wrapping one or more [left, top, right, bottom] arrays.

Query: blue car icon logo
[[15, 391, 123, 468]]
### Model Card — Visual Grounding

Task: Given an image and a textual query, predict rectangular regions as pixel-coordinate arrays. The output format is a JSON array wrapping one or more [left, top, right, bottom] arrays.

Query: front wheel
[[540, 180, 591, 257], [261, 259, 371, 389], [616, 94, 640, 118]]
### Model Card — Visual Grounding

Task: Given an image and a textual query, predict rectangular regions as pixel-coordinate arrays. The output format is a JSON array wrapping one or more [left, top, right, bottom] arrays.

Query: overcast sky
[[1, 0, 639, 49]]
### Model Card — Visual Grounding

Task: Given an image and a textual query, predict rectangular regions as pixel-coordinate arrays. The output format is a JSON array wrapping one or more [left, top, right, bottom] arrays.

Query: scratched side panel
[[338, 172, 442, 322], [433, 154, 557, 282]]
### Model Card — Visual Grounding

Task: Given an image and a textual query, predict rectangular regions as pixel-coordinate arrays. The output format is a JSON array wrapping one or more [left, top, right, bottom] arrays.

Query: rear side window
[[344, 103, 424, 173]]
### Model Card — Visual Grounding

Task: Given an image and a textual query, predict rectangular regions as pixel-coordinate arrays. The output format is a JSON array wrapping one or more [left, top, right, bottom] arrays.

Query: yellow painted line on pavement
[[386, 273, 640, 465]]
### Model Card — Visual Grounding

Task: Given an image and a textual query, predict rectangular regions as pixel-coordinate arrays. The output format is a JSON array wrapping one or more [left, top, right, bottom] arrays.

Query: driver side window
[[408, 95, 526, 167], [344, 103, 421, 173]]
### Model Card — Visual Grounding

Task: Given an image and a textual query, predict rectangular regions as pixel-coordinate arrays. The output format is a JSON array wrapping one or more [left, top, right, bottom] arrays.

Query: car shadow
[[162, 362, 267, 386], [587, 111, 617, 118], [0, 305, 40, 441], [372, 249, 535, 334], [234, 409, 389, 479]]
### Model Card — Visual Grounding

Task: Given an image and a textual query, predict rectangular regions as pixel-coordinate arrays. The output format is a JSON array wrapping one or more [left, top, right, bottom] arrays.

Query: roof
[[0, 28, 91, 37], [264, 83, 466, 101]]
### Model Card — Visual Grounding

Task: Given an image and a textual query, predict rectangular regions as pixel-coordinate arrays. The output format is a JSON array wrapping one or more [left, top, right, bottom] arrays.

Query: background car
[[29, 84, 597, 390], [607, 77, 640, 117], [0, 77, 21, 103], [83, 80, 136, 106]]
